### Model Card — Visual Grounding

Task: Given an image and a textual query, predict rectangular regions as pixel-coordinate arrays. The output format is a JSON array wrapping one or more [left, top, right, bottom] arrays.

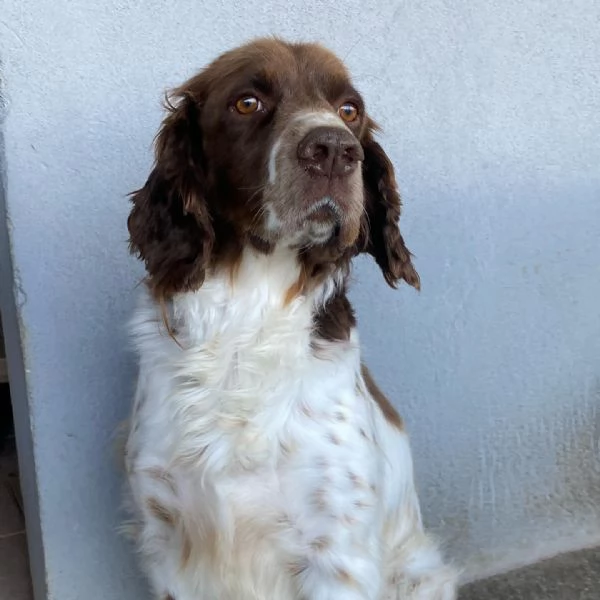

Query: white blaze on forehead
[[291, 110, 350, 131]]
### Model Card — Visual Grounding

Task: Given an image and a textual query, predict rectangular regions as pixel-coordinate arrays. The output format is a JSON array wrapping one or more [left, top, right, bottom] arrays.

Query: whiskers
[[250, 202, 270, 230], [237, 183, 266, 203]]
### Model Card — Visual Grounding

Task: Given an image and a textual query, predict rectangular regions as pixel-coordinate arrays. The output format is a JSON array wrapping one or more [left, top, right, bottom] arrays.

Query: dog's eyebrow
[[250, 74, 274, 96], [340, 85, 364, 106], [320, 78, 363, 107]]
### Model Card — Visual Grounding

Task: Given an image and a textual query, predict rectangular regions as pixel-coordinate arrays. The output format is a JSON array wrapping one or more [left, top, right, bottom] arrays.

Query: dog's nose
[[297, 126, 364, 177]]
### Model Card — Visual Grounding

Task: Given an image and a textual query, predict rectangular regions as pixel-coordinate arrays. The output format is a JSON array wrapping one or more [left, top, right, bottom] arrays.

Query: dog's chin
[[304, 219, 338, 245], [259, 194, 361, 250], [301, 199, 341, 244]]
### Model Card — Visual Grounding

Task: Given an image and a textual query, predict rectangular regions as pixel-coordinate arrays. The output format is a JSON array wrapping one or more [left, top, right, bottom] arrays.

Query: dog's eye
[[235, 96, 263, 115], [338, 102, 359, 123]]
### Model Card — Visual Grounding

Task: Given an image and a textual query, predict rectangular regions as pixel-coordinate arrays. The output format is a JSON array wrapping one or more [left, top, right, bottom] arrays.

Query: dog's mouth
[[304, 197, 343, 225], [302, 197, 342, 240]]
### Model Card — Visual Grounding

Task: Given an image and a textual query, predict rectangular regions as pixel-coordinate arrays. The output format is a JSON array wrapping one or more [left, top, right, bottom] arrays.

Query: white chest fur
[[124, 248, 456, 600]]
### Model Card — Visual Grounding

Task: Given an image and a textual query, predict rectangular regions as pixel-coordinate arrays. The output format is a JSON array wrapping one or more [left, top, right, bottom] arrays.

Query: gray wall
[[1, 1, 599, 598]]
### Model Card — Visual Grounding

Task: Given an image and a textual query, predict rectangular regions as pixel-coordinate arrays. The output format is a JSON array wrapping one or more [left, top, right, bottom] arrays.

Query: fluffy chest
[[158, 347, 383, 559], [129, 250, 384, 534], [146, 298, 376, 478], [128, 301, 385, 595], [130, 248, 375, 472]]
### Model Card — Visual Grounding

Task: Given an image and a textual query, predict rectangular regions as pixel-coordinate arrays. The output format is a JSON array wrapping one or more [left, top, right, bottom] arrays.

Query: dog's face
[[198, 40, 367, 249], [128, 38, 420, 296]]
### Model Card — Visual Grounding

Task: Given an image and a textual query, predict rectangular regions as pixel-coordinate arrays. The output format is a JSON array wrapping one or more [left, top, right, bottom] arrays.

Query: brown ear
[[360, 123, 420, 290], [128, 89, 214, 297]]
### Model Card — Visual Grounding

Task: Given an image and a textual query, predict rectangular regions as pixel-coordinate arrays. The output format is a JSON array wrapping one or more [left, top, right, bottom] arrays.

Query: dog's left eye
[[338, 102, 359, 123], [235, 96, 263, 114]]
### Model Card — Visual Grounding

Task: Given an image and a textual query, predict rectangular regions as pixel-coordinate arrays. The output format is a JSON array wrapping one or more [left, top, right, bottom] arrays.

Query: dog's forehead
[[205, 39, 352, 96]]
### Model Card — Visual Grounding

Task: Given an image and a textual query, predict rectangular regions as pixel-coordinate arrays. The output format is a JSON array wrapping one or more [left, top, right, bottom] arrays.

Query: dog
[[123, 37, 457, 600]]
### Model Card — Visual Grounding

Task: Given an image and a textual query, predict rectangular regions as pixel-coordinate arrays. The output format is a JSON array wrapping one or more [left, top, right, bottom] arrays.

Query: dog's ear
[[359, 120, 420, 290], [128, 87, 214, 297]]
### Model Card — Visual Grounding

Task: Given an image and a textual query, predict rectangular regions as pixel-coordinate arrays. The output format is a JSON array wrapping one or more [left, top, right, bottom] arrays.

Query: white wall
[[0, 1, 599, 598]]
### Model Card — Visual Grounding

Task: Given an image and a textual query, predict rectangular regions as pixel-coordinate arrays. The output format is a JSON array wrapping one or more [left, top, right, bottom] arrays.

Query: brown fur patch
[[310, 536, 332, 551], [327, 432, 341, 445], [335, 567, 358, 587], [144, 467, 177, 493], [348, 471, 365, 488], [288, 559, 309, 578], [300, 402, 314, 418], [313, 292, 356, 342], [284, 266, 309, 306], [146, 498, 176, 526], [361, 364, 404, 430], [341, 514, 357, 526], [312, 489, 328, 511], [180, 531, 192, 570], [334, 409, 347, 422]]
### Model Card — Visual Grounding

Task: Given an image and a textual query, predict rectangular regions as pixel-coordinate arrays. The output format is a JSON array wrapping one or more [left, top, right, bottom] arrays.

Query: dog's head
[[128, 38, 420, 297]]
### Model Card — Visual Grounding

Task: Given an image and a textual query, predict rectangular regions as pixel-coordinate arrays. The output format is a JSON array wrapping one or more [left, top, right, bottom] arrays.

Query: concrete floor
[[0, 430, 33, 600], [461, 546, 600, 600]]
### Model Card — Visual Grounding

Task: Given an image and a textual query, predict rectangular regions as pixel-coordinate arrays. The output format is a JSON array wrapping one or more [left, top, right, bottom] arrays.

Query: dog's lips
[[306, 205, 338, 225], [303, 197, 342, 225]]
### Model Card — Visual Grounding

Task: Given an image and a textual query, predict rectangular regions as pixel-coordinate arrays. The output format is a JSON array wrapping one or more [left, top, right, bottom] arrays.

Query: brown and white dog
[[123, 38, 457, 600]]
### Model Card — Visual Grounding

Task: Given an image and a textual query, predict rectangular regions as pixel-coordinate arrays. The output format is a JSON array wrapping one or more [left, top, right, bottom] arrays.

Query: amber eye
[[235, 96, 262, 114], [338, 102, 359, 122]]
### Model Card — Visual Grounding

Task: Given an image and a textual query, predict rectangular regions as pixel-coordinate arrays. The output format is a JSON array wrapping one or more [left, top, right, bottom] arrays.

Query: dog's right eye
[[234, 96, 263, 114], [338, 102, 359, 123]]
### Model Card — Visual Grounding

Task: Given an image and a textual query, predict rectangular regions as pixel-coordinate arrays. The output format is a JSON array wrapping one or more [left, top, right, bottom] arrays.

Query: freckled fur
[[123, 37, 456, 600]]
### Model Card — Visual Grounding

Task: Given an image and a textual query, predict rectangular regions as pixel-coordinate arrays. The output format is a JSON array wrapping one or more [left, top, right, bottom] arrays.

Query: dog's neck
[[169, 244, 350, 352]]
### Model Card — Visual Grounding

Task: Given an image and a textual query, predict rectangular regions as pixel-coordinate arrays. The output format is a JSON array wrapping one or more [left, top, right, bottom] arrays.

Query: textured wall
[[0, 1, 599, 598]]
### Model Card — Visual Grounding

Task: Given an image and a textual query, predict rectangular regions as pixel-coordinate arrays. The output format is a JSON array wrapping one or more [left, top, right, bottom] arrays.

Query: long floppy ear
[[127, 88, 214, 298], [360, 121, 420, 290]]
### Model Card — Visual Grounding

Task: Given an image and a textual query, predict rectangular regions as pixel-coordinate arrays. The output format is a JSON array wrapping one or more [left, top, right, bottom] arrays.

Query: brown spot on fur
[[328, 432, 341, 445], [312, 489, 328, 511], [300, 402, 313, 418], [146, 498, 176, 526], [180, 531, 192, 570], [144, 467, 177, 493], [288, 559, 309, 578], [313, 292, 356, 342], [284, 267, 308, 306], [341, 514, 357, 526], [279, 439, 297, 456], [334, 409, 347, 422], [316, 457, 329, 469], [335, 567, 358, 587], [158, 296, 183, 348], [361, 364, 404, 430], [348, 471, 365, 488], [311, 535, 332, 551]]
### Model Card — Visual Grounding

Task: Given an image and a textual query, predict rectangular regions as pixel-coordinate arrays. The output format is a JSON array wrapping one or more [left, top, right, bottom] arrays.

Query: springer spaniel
[[123, 38, 457, 600]]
